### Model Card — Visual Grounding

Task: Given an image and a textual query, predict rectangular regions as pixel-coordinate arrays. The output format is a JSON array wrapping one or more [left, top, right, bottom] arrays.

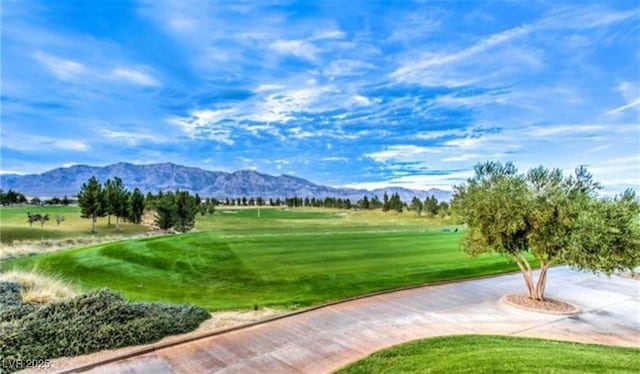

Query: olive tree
[[453, 161, 639, 301]]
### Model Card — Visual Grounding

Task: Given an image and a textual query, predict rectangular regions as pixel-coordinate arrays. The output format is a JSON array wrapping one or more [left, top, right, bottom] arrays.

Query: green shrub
[[0, 282, 22, 307], [0, 281, 35, 322], [0, 288, 209, 372]]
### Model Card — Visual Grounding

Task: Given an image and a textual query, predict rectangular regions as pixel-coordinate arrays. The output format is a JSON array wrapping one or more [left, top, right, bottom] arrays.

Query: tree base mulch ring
[[617, 272, 640, 280], [501, 294, 579, 315]]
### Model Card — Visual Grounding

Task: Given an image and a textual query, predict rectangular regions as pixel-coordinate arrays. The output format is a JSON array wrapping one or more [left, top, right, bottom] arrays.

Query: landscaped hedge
[[0, 283, 209, 372]]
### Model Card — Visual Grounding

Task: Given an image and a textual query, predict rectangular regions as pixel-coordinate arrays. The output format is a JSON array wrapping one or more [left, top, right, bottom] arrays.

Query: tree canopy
[[452, 161, 639, 300]]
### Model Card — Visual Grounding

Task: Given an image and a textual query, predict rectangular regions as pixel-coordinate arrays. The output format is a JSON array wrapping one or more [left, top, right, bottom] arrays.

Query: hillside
[[0, 162, 452, 201]]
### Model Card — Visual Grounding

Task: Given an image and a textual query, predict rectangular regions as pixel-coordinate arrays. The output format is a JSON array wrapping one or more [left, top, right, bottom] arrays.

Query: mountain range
[[0, 162, 452, 202]]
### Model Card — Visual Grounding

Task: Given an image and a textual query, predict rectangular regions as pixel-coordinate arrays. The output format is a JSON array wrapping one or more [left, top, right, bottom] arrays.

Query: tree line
[[205, 193, 449, 215], [0, 189, 74, 206]]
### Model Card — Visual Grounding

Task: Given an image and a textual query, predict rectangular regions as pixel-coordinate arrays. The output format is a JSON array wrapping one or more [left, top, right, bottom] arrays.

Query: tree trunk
[[91, 214, 96, 233], [513, 254, 552, 301], [512, 254, 535, 298], [107, 214, 111, 226], [534, 262, 550, 301], [115, 216, 120, 232]]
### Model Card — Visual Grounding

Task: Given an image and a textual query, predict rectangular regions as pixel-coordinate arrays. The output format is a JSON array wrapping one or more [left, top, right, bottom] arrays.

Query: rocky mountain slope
[[0, 162, 452, 201]]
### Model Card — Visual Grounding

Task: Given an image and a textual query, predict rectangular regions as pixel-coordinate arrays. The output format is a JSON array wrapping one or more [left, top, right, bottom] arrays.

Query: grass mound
[[0, 285, 209, 372], [337, 335, 640, 373]]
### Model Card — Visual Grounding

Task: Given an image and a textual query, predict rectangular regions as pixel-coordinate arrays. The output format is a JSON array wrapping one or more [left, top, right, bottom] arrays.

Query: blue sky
[[1, 1, 638, 193]]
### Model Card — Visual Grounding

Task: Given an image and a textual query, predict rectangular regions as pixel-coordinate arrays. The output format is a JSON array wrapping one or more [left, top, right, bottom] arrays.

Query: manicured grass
[[337, 335, 640, 373], [0, 206, 148, 243], [3, 207, 525, 311], [4, 224, 522, 310]]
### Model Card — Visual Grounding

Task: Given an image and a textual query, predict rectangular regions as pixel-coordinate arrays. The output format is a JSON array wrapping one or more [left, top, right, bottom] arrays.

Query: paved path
[[80, 267, 639, 374]]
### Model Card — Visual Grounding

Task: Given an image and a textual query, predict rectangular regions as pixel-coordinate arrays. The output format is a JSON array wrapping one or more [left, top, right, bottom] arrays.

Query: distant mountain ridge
[[0, 162, 452, 202]]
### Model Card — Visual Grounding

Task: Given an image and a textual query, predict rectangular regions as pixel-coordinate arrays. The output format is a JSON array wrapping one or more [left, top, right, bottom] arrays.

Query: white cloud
[[33, 52, 86, 80], [351, 95, 372, 106], [391, 25, 531, 86], [604, 97, 640, 116], [526, 124, 604, 137], [433, 92, 507, 107], [100, 129, 167, 146], [253, 84, 286, 92], [415, 129, 467, 140], [587, 155, 640, 195], [365, 145, 441, 163], [540, 6, 639, 30], [248, 85, 331, 123], [311, 29, 345, 40], [322, 59, 375, 78], [169, 108, 236, 144], [344, 170, 473, 190], [269, 39, 319, 61], [441, 153, 490, 162], [3, 135, 89, 152], [321, 156, 348, 162], [111, 68, 160, 87]]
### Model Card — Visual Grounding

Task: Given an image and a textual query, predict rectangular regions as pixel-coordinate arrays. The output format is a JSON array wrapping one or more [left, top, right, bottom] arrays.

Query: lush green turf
[[4, 221, 521, 311], [0, 206, 148, 243], [337, 335, 640, 373], [3, 207, 528, 311]]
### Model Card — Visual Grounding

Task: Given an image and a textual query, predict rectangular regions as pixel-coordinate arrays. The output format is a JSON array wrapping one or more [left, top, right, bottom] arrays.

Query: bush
[[0, 282, 22, 307], [0, 288, 209, 372], [0, 281, 35, 322]]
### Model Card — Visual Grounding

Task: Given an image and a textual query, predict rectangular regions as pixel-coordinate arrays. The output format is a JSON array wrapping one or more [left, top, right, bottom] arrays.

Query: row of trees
[[1, 189, 74, 206], [410, 196, 450, 217], [197, 193, 449, 214], [0, 189, 28, 205], [453, 162, 639, 301], [77, 177, 145, 233], [28, 196, 73, 206]]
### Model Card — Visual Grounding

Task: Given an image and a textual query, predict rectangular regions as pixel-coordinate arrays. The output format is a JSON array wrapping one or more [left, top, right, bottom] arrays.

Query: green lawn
[[3, 224, 521, 310], [337, 335, 640, 373], [3, 207, 529, 311]]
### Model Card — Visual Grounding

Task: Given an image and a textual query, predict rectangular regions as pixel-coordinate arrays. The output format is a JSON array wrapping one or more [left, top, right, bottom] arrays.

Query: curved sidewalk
[[78, 267, 639, 373]]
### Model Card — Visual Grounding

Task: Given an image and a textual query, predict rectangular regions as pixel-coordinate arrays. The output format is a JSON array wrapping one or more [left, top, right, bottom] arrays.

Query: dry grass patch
[[0, 270, 78, 304], [0, 232, 166, 260]]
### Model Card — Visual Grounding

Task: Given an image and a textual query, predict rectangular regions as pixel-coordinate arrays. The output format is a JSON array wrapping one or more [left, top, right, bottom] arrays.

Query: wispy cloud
[[390, 25, 532, 87], [33, 52, 86, 80], [111, 68, 160, 87], [99, 129, 167, 146], [3, 135, 89, 152], [269, 39, 320, 61], [365, 145, 441, 163], [604, 97, 640, 116], [170, 108, 236, 144]]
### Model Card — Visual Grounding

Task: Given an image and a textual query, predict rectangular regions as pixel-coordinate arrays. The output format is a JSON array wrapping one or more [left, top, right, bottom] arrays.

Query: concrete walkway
[[81, 267, 639, 373]]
